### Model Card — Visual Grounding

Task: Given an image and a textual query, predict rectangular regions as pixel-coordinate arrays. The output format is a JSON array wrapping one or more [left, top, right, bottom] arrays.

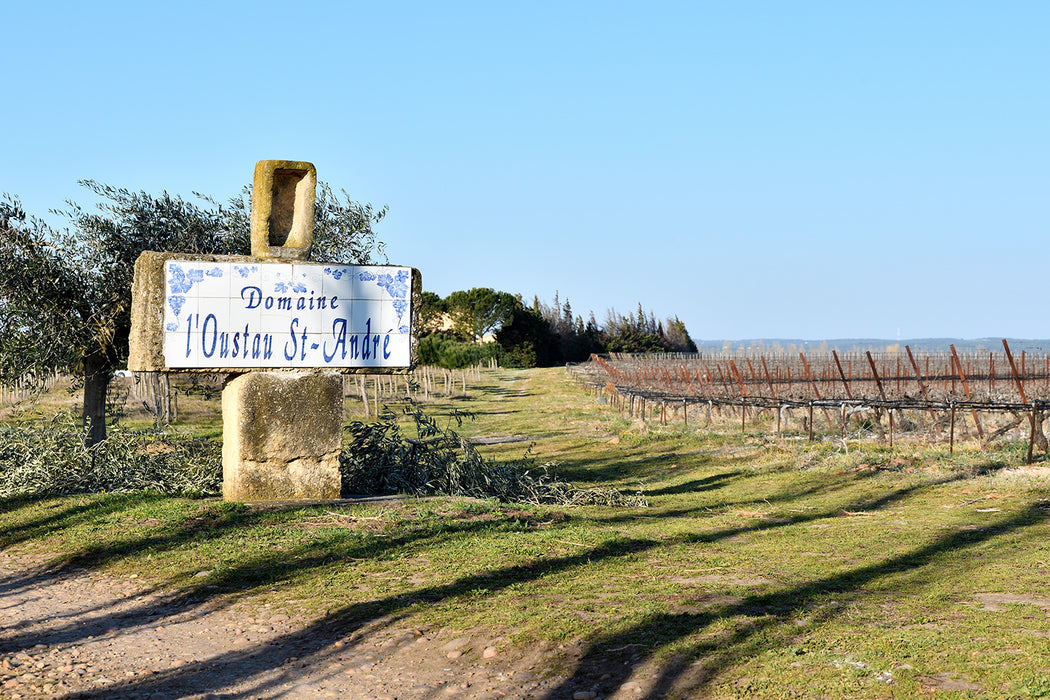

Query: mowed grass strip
[[1, 367, 1048, 698]]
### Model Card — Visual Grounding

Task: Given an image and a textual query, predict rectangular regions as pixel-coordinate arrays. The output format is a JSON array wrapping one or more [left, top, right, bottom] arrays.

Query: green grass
[[2, 367, 1049, 698]]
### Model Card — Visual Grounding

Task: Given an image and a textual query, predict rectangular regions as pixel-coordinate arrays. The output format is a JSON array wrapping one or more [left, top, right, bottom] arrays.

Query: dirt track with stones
[[0, 552, 657, 699]]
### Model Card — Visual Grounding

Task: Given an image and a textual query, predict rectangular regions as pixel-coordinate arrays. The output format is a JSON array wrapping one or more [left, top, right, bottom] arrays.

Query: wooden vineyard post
[[762, 356, 780, 437], [832, 350, 854, 399], [1003, 340, 1029, 404], [728, 360, 749, 400], [746, 358, 759, 388], [698, 363, 711, 398], [761, 356, 777, 399], [1003, 339, 1035, 464], [715, 364, 731, 399], [360, 375, 370, 417], [905, 345, 937, 426], [832, 350, 854, 435], [1030, 406, 1039, 465], [808, 402, 815, 442], [799, 353, 834, 430], [950, 344, 984, 439], [866, 351, 894, 447], [949, 402, 956, 454]]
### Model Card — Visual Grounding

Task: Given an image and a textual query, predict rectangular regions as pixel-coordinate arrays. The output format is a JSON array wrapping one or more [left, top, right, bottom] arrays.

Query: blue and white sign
[[163, 261, 412, 369]]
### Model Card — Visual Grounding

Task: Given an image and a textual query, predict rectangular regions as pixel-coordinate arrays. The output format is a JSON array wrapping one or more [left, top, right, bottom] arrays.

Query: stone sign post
[[129, 160, 420, 501]]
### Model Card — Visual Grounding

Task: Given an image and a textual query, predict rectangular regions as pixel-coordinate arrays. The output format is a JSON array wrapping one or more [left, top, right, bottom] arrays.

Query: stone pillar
[[222, 370, 342, 501], [222, 159, 340, 502]]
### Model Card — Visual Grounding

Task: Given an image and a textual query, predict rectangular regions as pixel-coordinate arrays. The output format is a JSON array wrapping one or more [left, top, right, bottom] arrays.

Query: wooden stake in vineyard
[[799, 353, 834, 429], [950, 344, 984, 439], [905, 345, 937, 425], [866, 351, 893, 446], [949, 402, 956, 454], [1003, 340, 1037, 464], [832, 350, 853, 435]]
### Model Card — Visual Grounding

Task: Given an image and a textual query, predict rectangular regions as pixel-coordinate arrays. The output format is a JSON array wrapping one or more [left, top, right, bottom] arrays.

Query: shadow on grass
[[0, 463, 1043, 698], [645, 469, 743, 496], [0, 493, 174, 562], [551, 450, 746, 487], [540, 502, 1050, 699]]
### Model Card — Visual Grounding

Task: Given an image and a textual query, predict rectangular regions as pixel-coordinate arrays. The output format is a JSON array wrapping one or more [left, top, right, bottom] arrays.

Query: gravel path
[[0, 552, 653, 699]]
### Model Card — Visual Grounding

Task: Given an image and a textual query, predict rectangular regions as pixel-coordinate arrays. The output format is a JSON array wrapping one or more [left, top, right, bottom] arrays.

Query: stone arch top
[[250, 160, 316, 261]]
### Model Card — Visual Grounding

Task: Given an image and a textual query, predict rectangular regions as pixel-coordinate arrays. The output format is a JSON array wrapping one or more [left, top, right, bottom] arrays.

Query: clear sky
[[3, 1, 1047, 341]]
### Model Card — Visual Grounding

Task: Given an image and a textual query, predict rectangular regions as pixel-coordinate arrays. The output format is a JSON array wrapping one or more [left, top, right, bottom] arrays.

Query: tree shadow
[[1, 466, 1024, 698], [0, 493, 174, 569], [550, 450, 742, 486], [645, 469, 744, 496], [4, 499, 627, 656], [3, 529, 670, 697], [538, 502, 1049, 699]]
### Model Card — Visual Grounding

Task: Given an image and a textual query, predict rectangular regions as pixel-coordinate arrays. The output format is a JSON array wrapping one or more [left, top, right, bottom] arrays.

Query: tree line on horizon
[[417, 288, 697, 369]]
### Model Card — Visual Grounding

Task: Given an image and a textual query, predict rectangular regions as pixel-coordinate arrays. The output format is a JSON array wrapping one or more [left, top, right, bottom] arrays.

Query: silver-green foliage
[[0, 413, 220, 498], [0, 409, 646, 506], [341, 409, 647, 507]]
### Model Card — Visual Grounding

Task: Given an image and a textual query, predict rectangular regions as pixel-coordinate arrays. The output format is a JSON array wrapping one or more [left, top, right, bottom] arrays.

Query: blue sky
[[3, 2, 1047, 341]]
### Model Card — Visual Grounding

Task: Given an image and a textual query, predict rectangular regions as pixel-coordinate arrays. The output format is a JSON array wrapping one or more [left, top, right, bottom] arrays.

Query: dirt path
[[0, 372, 664, 699], [1, 550, 642, 700]]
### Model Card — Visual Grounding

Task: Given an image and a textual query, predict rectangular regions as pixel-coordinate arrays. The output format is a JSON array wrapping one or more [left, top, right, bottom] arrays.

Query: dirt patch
[[0, 551, 558, 698], [973, 593, 1050, 611], [919, 672, 983, 692], [300, 513, 390, 533], [0, 552, 671, 699], [670, 575, 778, 587], [468, 435, 533, 445]]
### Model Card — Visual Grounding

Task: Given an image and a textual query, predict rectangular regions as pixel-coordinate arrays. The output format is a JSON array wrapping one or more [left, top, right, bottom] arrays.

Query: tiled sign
[[163, 261, 412, 369]]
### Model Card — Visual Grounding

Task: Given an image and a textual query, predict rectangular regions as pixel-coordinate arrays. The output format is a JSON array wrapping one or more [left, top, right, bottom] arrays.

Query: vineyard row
[[571, 340, 1050, 462]]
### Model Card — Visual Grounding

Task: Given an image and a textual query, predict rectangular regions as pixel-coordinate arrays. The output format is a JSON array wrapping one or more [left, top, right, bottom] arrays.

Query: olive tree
[[446, 288, 519, 343], [0, 180, 386, 446]]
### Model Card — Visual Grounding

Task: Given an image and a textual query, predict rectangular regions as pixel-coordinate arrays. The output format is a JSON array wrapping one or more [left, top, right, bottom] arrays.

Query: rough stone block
[[222, 370, 342, 501], [250, 160, 316, 260]]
